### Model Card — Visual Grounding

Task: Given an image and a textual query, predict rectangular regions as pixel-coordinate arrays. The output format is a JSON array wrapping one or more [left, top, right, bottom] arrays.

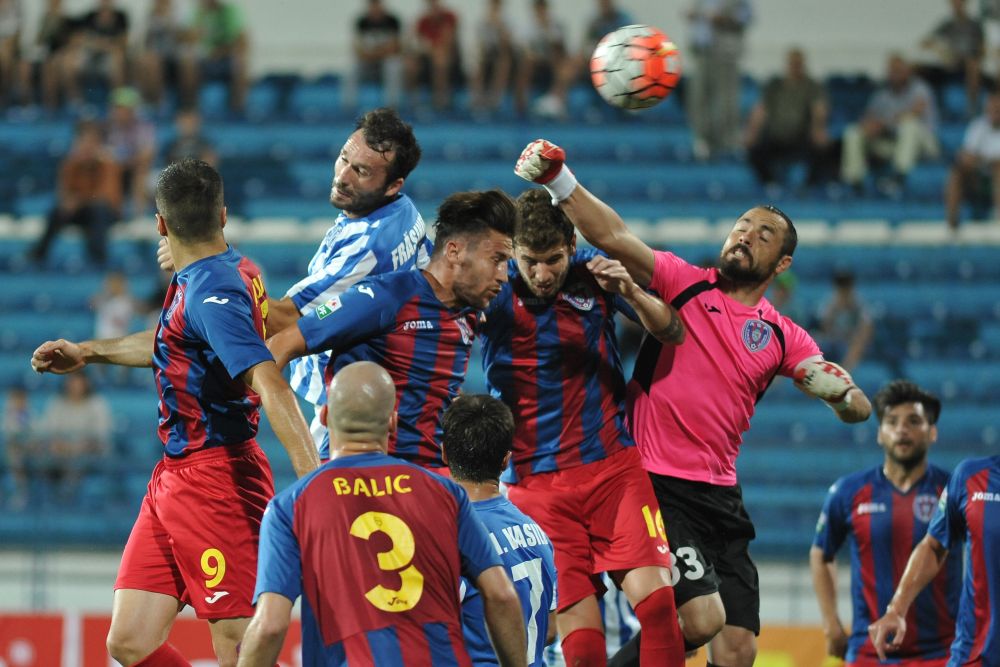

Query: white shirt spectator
[[962, 114, 1000, 161]]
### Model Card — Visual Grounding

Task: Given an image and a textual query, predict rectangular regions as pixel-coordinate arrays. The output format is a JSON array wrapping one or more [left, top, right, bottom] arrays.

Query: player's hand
[[157, 238, 175, 272], [868, 607, 906, 661], [514, 139, 566, 185], [587, 255, 637, 298], [823, 623, 848, 660], [31, 339, 86, 374], [793, 359, 855, 402]]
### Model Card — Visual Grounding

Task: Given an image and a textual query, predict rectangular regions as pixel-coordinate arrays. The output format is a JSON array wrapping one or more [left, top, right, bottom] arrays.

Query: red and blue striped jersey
[[297, 271, 478, 467], [813, 464, 959, 663], [480, 251, 638, 483], [927, 455, 1000, 666], [154, 246, 272, 457], [255, 452, 502, 667]]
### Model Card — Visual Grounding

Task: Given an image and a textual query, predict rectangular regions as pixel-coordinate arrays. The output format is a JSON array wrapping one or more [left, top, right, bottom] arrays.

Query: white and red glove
[[514, 139, 578, 203], [794, 360, 856, 408]]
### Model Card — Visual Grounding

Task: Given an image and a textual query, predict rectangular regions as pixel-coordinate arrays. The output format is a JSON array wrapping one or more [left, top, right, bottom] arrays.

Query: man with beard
[[513, 139, 872, 667], [160, 108, 431, 458], [811, 381, 959, 666]]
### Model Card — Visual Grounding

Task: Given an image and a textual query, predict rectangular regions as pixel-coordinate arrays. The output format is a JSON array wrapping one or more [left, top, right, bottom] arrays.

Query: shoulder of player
[[952, 455, 999, 484], [831, 467, 877, 497], [181, 265, 251, 306]]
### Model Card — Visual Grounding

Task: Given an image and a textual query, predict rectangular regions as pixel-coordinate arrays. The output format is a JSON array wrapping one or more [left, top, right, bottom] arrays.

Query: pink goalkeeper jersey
[[627, 250, 820, 485]]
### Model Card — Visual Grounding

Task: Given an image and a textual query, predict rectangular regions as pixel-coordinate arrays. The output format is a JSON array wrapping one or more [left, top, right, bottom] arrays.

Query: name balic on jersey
[[488, 522, 550, 556], [332, 474, 412, 497], [391, 219, 426, 270]]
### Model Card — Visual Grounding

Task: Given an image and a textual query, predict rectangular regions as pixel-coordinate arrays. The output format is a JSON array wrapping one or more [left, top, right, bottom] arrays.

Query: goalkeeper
[[514, 139, 872, 667]]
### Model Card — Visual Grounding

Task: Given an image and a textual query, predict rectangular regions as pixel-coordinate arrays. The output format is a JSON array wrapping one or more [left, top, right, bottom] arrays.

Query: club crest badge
[[561, 283, 595, 311], [165, 290, 183, 322], [741, 319, 772, 353], [456, 317, 474, 345], [913, 494, 938, 523]]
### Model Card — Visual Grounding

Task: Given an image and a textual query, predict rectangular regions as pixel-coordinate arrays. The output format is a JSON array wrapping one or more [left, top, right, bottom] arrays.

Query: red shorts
[[506, 447, 671, 611], [115, 442, 275, 620]]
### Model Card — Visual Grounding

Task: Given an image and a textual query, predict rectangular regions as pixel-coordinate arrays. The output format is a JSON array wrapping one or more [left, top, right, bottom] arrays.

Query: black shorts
[[648, 473, 761, 635]]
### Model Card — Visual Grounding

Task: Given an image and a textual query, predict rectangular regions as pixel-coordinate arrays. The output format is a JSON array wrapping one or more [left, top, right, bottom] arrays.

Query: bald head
[[326, 361, 397, 454]]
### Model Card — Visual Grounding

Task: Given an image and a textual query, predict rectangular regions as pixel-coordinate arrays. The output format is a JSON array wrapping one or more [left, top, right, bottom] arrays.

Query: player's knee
[[105, 630, 152, 666], [678, 596, 725, 646]]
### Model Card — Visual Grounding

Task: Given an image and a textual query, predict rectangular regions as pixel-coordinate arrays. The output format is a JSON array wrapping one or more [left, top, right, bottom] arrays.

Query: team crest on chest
[[741, 319, 772, 352], [456, 317, 474, 345], [165, 290, 183, 322], [912, 494, 938, 523], [560, 282, 595, 311]]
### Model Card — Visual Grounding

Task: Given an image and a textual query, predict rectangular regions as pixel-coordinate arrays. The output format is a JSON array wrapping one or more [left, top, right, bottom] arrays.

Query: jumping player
[[868, 452, 1000, 665], [267, 189, 516, 470], [442, 394, 558, 667], [478, 189, 685, 666], [514, 139, 873, 667], [31, 159, 320, 667], [158, 108, 432, 457], [811, 380, 959, 666], [238, 361, 527, 667]]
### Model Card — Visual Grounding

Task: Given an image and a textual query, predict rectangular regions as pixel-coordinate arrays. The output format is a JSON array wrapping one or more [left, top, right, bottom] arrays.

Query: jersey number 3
[[351, 511, 425, 613]]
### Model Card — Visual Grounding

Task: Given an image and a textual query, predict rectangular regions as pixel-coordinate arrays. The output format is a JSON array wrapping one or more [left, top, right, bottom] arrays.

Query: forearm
[[622, 287, 685, 344], [265, 297, 301, 338], [249, 363, 320, 477], [887, 537, 947, 616], [809, 548, 843, 634], [830, 386, 872, 424], [236, 623, 286, 667], [81, 330, 155, 367], [483, 593, 528, 667]]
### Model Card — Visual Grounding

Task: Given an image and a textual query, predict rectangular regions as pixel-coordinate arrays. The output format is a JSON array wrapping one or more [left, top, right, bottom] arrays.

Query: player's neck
[[171, 238, 229, 271], [719, 280, 768, 307], [422, 265, 460, 308], [331, 443, 385, 458], [883, 458, 929, 492], [455, 479, 502, 502]]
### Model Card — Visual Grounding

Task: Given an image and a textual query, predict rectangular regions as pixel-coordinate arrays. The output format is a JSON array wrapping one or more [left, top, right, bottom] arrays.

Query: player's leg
[[613, 566, 683, 666], [208, 617, 253, 667], [107, 589, 185, 665], [558, 595, 608, 667]]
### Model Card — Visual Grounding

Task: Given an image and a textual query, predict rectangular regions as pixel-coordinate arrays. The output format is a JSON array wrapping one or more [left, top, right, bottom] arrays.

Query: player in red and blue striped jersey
[[811, 381, 959, 667], [32, 160, 320, 667], [478, 189, 686, 666], [442, 394, 558, 667], [268, 190, 516, 469], [870, 454, 1000, 666], [239, 362, 527, 667]]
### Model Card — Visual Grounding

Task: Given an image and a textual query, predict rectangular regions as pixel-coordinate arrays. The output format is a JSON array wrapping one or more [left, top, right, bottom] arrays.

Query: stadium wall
[[22, 0, 944, 79]]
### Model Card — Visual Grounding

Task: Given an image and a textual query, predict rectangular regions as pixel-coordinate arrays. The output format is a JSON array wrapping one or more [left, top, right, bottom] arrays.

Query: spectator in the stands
[[179, 0, 249, 112], [686, 0, 753, 159], [163, 108, 216, 166], [917, 0, 985, 117], [92, 271, 136, 341], [469, 0, 516, 112], [982, 0, 1000, 81], [0, 0, 23, 107], [515, 0, 569, 115], [841, 53, 939, 195], [2, 385, 33, 510], [37, 374, 112, 503], [817, 270, 874, 372], [745, 47, 834, 188], [106, 86, 156, 216], [24, 0, 74, 109], [946, 89, 1000, 227], [62, 0, 129, 106], [30, 119, 121, 267], [135, 0, 183, 108], [407, 0, 462, 110], [343, 0, 403, 109]]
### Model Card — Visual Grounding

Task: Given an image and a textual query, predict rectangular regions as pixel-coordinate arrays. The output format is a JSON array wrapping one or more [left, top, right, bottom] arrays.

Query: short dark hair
[[758, 204, 797, 257], [873, 380, 942, 425], [515, 188, 574, 250], [155, 159, 224, 242], [355, 108, 421, 184], [442, 394, 515, 483], [432, 189, 516, 253]]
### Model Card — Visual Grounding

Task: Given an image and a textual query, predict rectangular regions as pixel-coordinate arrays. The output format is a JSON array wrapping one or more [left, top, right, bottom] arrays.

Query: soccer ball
[[590, 24, 681, 110]]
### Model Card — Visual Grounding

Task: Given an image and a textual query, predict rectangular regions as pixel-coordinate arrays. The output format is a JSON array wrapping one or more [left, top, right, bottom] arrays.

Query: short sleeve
[[927, 469, 966, 552], [253, 494, 303, 604], [296, 279, 396, 355], [186, 285, 273, 379], [452, 486, 504, 580], [813, 480, 849, 559], [649, 251, 709, 303], [777, 319, 822, 376]]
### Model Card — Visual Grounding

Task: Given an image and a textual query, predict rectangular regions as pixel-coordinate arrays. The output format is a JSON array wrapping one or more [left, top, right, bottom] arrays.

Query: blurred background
[[1, 0, 997, 664]]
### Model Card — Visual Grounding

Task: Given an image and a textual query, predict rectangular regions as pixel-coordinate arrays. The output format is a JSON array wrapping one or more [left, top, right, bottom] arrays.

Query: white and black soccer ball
[[590, 24, 682, 110]]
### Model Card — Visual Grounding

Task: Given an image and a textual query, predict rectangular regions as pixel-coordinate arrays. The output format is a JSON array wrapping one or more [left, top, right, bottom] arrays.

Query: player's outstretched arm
[[264, 297, 301, 338], [235, 592, 293, 667], [477, 565, 529, 667], [588, 255, 685, 344], [31, 330, 155, 374], [809, 546, 848, 659], [868, 534, 948, 661], [266, 325, 308, 371], [793, 357, 872, 423], [245, 360, 321, 477], [515, 139, 656, 287]]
